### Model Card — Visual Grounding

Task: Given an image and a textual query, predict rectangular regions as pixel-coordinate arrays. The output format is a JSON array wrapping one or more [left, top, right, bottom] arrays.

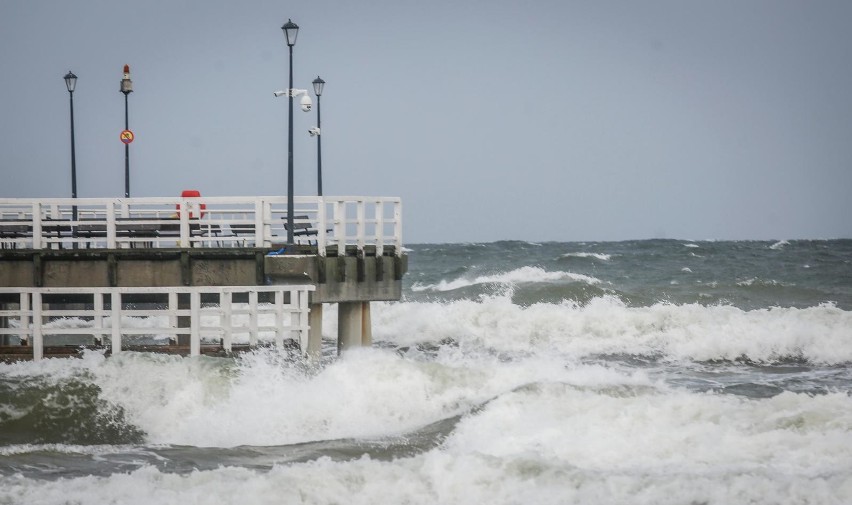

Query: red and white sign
[[120, 130, 134, 144]]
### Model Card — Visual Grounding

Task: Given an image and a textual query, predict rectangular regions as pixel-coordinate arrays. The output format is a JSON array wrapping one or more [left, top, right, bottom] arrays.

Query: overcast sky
[[1, 0, 850, 243]]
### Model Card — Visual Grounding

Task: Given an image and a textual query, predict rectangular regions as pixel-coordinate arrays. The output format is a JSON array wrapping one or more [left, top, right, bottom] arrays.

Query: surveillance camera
[[300, 94, 313, 112], [273, 90, 287, 97], [308, 127, 321, 137]]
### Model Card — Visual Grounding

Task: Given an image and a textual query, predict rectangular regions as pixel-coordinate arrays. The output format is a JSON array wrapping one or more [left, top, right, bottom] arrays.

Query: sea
[[1, 239, 851, 505]]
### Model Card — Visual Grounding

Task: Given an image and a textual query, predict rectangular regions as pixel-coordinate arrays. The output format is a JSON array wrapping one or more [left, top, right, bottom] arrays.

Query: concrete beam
[[265, 255, 407, 303]]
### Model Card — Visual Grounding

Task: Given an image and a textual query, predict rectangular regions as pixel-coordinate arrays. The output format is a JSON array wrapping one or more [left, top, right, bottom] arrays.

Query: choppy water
[[1, 239, 851, 504]]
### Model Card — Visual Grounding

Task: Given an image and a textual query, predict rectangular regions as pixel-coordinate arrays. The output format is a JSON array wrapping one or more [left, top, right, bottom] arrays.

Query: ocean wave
[[411, 266, 602, 293], [560, 252, 612, 261], [447, 384, 852, 477], [372, 297, 852, 364], [736, 278, 794, 287], [3, 385, 851, 504]]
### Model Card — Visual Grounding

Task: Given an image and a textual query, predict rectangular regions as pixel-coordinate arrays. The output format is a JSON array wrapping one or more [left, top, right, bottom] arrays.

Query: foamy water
[[412, 266, 602, 292], [2, 345, 851, 504], [2, 240, 851, 504]]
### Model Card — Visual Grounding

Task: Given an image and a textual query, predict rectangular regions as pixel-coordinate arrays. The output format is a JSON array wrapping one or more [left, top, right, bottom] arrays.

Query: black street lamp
[[282, 19, 299, 246], [64, 71, 78, 231], [120, 65, 133, 198], [312, 76, 325, 196]]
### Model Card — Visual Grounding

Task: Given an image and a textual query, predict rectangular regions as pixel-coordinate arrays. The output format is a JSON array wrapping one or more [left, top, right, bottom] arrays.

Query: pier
[[0, 195, 407, 361]]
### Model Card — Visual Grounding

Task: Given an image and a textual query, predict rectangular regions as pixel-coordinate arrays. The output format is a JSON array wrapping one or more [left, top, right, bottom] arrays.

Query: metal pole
[[124, 92, 130, 198], [69, 89, 78, 237], [287, 44, 295, 246], [316, 93, 322, 196]]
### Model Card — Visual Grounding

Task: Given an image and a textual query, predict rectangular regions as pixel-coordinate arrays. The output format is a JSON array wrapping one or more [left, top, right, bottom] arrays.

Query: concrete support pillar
[[337, 302, 362, 354], [307, 303, 323, 360], [361, 302, 372, 347]]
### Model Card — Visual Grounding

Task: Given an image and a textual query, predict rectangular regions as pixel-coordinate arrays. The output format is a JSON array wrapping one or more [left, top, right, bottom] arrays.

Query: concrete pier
[[0, 195, 407, 361]]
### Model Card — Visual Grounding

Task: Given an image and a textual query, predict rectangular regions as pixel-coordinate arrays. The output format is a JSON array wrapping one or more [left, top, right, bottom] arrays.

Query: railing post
[[274, 290, 285, 349], [20, 291, 30, 353], [254, 199, 265, 248], [375, 200, 384, 257], [168, 292, 178, 333], [31, 203, 42, 250], [190, 290, 201, 356], [356, 199, 366, 254], [111, 291, 122, 354], [264, 199, 275, 248], [222, 291, 232, 352], [179, 200, 190, 248], [334, 200, 344, 247], [32, 292, 42, 361], [292, 289, 306, 353], [106, 202, 117, 249], [93, 291, 104, 345], [248, 290, 258, 346], [394, 199, 403, 256]]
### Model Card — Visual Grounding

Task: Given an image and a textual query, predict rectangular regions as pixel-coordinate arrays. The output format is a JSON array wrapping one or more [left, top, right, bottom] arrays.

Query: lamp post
[[120, 65, 133, 198], [282, 19, 299, 246], [312, 76, 325, 196], [64, 71, 78, 231]]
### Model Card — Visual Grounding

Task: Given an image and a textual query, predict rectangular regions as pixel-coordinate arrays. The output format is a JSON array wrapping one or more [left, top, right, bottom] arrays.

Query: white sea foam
[[3, 298, 852, 504], [4, 457, 850, 505], [86, 349, 564, 447], [561, 252, 612, 261], [447, 385, 852, 474], [0, 443, 143, 457], [3, 386, 851, 505], [770, 240, 790, 250], [371, 297, 852, 363], [737, 278, 790, 287], [411, 266, 602, 292]]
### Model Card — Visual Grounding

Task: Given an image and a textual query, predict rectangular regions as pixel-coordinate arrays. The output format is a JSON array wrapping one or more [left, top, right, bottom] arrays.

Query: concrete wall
[[0, 249, 408, 303], [265, 254, 407, 303]]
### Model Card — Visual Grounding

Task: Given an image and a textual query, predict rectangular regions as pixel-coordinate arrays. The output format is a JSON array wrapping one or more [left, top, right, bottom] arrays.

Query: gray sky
[[1, 0, 850, 243]]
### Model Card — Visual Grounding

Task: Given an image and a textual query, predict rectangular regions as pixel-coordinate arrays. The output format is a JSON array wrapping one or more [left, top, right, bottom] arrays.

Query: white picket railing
[[0, 285, 314, 361], [0, 196, 402, 256]]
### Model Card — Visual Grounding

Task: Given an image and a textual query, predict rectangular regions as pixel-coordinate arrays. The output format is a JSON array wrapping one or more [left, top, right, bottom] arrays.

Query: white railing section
[[0, 196, 402, 256], [0, 285, 314, 361]]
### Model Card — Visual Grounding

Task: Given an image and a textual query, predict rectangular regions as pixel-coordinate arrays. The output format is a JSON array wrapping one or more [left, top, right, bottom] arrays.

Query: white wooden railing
[[0, 196, 402, 256], [0, 285, 314, 361]]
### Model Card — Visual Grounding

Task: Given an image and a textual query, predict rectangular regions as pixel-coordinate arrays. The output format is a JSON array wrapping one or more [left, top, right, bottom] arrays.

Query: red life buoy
[[176, 189, 206, 218]]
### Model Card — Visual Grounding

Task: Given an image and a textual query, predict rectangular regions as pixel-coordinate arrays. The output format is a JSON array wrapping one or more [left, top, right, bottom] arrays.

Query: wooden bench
[[228, 216, 322, 246], [157, 221, 222, 246], [283, 216, 333, 247], [76, 219, 160, 248], [0, 223, 31, 249]]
